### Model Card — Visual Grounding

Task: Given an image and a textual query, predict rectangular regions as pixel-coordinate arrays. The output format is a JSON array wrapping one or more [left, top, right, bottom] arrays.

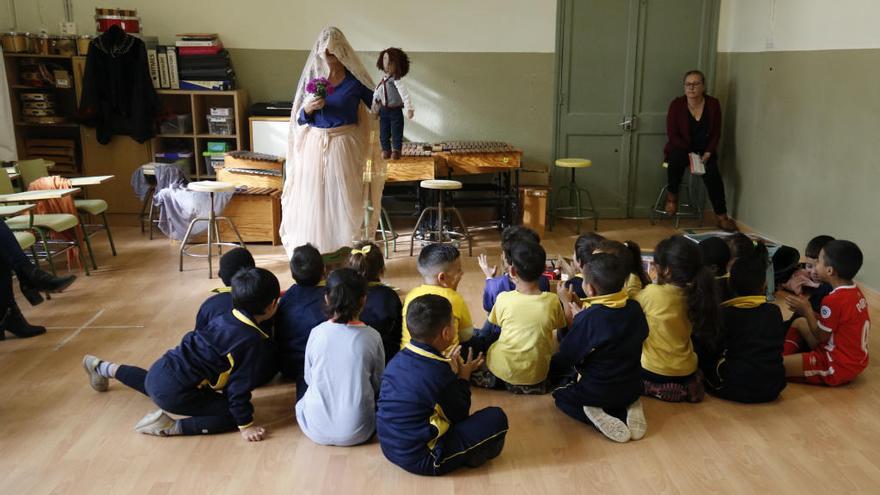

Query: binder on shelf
[[146, 48, 160, 88], [179, 80, 234, 91], [166, 46, 180, 89], [157, 49, 170, 89]]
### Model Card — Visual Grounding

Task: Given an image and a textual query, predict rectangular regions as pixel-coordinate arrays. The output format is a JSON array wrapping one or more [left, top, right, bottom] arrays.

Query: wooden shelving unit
[[151, 89, 248, 179], [3, 53, 83, 176]]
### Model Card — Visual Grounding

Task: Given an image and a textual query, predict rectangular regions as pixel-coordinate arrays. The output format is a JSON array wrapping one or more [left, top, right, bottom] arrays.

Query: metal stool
[[549, 158, 598, 233], [179, 181, 245, 278], [649, 162, 706, 229], [409, 179, 472, 256]]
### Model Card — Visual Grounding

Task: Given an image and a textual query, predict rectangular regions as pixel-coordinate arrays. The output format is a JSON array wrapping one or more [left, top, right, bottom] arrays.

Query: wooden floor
[[2, 216, 879, 494]]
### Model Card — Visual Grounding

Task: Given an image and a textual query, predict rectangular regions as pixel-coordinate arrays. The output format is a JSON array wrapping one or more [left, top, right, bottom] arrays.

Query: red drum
[[95, 15, 141, 33]]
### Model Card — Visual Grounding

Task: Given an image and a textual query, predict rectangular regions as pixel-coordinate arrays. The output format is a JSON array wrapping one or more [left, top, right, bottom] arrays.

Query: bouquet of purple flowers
[[306, 77, 335, 98]]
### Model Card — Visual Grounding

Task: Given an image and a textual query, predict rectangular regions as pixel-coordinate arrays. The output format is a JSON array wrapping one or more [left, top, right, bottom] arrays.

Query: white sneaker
[[583, 406, 631, 443], [82, 355, 108, 392], [626, 399, 647, 441], [134, 410, 176, 436]]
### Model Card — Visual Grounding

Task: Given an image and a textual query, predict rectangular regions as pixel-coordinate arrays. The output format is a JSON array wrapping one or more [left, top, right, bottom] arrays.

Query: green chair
[[0, 168, 91, 276], [17, 158, 115, 261]]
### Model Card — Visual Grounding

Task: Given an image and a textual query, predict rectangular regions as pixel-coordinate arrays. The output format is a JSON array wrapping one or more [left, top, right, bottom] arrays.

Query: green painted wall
[[229, 49, 555, 173], [714, 49, 880, 288]]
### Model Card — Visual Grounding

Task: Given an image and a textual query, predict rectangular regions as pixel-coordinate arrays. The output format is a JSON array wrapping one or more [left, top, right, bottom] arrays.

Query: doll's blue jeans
[[379, 107, 404, 152]]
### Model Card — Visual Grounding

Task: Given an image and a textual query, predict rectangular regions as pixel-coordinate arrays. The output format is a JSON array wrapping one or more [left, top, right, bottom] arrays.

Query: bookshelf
[[2, 53, 83, 176], [151, 88, 249, 179]]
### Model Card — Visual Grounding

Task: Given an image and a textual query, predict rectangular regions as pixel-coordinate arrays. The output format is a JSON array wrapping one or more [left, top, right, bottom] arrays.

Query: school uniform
[[552, 292, 648, 423], [360, 282, 403, 363], [565, 275, 588, 299], [296, 320, 385, 446], [377, 341, 509, 476], [635, 283, 704, 402], [481, 291, 566, 387], [274, 283, 326, 399], [477, 274, 551, 337], [195, 287, 278, 386], [701, 296, 786, 403], [401, 285, 473, 349], [114, 309, 269, 435]]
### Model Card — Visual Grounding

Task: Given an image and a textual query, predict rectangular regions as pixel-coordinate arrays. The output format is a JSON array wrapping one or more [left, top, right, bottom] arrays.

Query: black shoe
[[17, 265, 76, 306], [1, 304, 47, 339]]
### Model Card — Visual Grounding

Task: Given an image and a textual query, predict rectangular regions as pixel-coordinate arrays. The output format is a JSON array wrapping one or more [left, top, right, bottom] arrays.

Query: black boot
[[1, 303, 47, 338], [17, 265, 76, 306]]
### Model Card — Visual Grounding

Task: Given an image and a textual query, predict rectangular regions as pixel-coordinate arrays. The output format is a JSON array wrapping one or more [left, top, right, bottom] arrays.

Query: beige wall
[[0, 0, 556, 52], [717, 1, 880, 288]]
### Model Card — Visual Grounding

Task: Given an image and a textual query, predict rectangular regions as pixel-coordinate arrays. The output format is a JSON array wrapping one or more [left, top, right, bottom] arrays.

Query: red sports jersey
[[818, 285, 871, 379]]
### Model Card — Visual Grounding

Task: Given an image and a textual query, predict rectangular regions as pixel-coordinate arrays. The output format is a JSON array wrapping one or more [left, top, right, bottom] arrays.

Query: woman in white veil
[[280, 27, 386, 257]]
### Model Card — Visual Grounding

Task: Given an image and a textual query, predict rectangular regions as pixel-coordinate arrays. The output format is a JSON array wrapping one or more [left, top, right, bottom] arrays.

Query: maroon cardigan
[[664, 95, 722, 158]]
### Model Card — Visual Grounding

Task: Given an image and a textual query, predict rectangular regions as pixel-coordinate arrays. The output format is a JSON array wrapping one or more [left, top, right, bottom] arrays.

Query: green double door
[[554, 0, 720, 218]]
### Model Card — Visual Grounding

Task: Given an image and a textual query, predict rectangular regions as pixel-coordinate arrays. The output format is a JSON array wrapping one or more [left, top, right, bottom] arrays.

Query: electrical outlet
[[60, 22, 77, 35]]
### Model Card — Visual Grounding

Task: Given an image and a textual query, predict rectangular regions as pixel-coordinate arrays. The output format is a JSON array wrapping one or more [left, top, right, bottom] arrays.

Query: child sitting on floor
[[699, 242, 787, 403], [347, 241, 402, 363], [296, 268, 385, 446], [563, 231, 606, 299], [274, 243, 327, 400], [193, 248, 277, 387], [82, 267, 279, 441], [551, 253, 649, 442], [636, 235, 720, 403], [470, 241, 567, 394], [783, 240, 870, 386], [400, 244, 473, 350], [378, 294, 508, 476], [477, 225, 550, 338], [594, 239, 651, 298], [195, 247, 256, 329]]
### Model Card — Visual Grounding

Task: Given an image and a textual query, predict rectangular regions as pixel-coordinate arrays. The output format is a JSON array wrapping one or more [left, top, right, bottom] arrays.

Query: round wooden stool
[[410, 179, 472, 256], [179, 181, 246, 278], [550, 158, 598, 233]]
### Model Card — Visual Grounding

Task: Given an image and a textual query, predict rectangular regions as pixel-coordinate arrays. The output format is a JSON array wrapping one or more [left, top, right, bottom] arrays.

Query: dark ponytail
[[623, 240, 651, 286], [730, 241, 769, 297], [324, 268, 368, 324], [654, 236, 721, 348]]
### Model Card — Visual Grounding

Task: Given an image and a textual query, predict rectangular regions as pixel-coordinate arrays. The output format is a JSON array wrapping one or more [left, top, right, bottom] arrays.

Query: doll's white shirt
[[373, 74, 413, 111]]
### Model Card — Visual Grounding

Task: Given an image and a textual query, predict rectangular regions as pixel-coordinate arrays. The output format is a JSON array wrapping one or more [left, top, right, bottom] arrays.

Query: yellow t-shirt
[[486, 291, 567, 385], [635, 283, 697, 376], [624, 273, 643, 299], [400, 285, 474, 349]]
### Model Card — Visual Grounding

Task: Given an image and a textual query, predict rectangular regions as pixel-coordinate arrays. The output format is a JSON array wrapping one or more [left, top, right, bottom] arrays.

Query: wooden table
[[69, 175, 114, 186], [0, 188, 81, 203], [0, 203, 35, 217]]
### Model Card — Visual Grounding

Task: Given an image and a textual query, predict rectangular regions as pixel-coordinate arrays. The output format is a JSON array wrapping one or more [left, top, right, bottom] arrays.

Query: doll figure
[[373, 47, 414, 160]]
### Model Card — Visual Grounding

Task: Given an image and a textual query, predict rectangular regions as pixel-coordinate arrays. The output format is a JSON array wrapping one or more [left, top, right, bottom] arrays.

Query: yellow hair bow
[[351, 245, 372, 255]]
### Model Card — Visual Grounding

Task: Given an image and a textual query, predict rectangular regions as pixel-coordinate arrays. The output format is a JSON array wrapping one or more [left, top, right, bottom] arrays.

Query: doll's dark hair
[[376, 47, 410, 78], [325, 268, 368, 324], [653, 235, 721, 350], [347, 241, 384, 282]]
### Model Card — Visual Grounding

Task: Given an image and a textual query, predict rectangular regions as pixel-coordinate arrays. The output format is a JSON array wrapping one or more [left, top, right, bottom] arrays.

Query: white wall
[[0, 0, 556, 52], [719, 0, 880, 52]]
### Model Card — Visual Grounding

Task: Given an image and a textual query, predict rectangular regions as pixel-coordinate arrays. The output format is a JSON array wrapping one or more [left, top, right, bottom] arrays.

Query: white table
[[69, 175, 115, 187], [0, 188, 81, 203], [0, 203, 35, 217]]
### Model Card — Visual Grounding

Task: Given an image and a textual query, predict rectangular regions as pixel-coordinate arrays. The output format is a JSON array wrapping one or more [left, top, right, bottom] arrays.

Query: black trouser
[[379, 107, 404, 152], [666, 148, 727, 215], [116, 358, 238, 435], [0, 222, 32, 314]]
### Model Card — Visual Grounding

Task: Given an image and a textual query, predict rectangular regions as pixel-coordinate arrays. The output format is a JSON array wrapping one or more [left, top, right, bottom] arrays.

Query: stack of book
[[174, 33, 235, 91]]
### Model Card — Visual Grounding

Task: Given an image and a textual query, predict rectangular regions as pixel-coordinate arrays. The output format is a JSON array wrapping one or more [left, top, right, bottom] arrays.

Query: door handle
[[617, 116, 638, 132]]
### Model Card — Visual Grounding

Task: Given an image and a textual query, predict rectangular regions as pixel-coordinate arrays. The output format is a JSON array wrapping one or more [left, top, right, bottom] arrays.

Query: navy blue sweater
[[274, 284, 327, 378], [377, 341, 471, 465], [360, 283, 403, 363], [162, 309, 269, 427]]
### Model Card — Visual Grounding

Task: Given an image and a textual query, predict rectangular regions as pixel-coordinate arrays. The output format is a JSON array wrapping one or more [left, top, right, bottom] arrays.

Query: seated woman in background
[[0, 221, 76, 339]]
